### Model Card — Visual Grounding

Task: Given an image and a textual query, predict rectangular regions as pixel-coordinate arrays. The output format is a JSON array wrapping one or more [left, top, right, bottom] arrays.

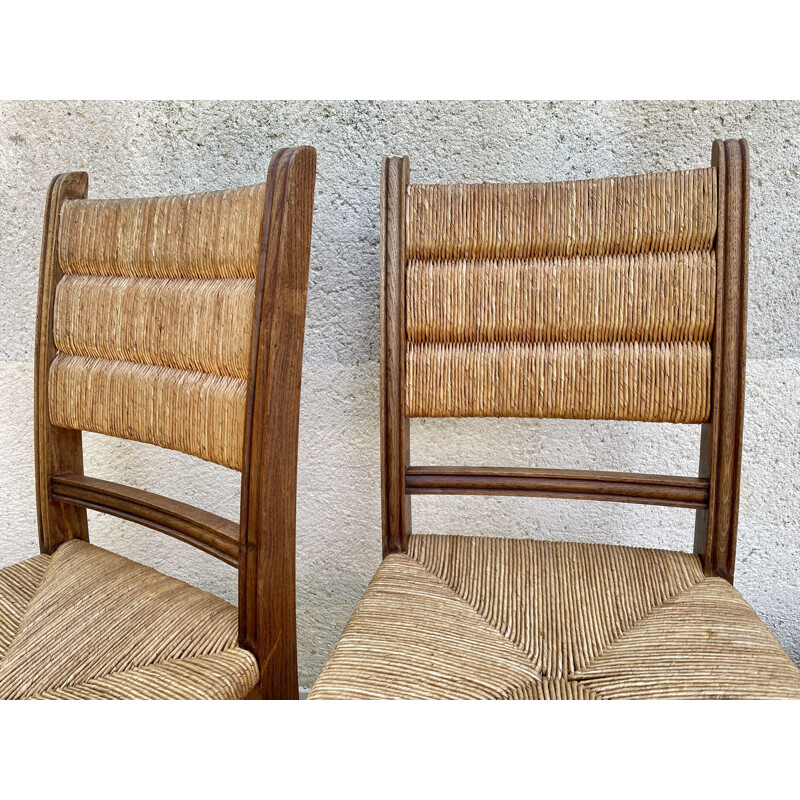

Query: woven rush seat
[[0, 540, 258, 699], [308, 535, 800, 700]]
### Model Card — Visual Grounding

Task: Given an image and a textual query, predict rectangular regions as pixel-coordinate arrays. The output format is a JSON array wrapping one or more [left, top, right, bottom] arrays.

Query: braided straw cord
[[407, 251, 715, 345], [404, 169, 716, 422], [49, 182, 266, 467], [0, 541, 259, 700], [406, 168, 716, 261], [572, 579, 800, 699], [58, 183, 265, 279], [307, 554, 542, 700], [409, 535, 703, 678], [29, 651, 258, 700], [54, 275, 255, 379], [406, 341, 711, 422], [309, 536, 800, 700], [506, 680, 602, 700], [0, 555, 50, 661], [49, 355, 247, 469]]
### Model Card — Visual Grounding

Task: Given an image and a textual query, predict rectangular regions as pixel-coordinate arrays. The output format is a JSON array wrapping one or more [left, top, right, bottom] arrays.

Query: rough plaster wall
[[0, 101, 798, 688]]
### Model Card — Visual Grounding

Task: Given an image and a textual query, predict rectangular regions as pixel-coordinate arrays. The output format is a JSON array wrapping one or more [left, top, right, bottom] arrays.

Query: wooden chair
[[309, 140, 800, 699], [0, 146, 316, 699]]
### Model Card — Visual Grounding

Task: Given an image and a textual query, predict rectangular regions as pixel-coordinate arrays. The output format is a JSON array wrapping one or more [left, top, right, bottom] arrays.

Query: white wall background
[[1, 101, 798, 688]]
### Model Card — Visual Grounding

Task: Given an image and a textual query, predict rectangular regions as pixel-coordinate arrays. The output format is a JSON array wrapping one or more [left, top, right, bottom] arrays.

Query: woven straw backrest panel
[[49, 183, 266, 469], [405, 169, 717, 422]]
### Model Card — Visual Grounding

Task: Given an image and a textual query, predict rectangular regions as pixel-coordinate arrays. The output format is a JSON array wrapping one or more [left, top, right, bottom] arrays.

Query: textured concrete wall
[[1, 101, 798, 687]]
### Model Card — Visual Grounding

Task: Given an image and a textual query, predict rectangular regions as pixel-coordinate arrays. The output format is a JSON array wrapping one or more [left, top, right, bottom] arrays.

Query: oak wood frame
[[51, 473, 240, 566], [35, 171, 90, 553], [380, 157, 412, 556], [406, 467, 709, 509], [34, 146, 317, 699], [381, 141, 749, 582], [693, 139, 750, 581]]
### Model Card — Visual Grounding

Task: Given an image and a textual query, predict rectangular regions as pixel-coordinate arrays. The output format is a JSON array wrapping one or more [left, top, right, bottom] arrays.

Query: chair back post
[[380, 156, 411, 556], [238, 146, 317, 699], [694, 139, 749, 581], [35, 172, 90, 554]]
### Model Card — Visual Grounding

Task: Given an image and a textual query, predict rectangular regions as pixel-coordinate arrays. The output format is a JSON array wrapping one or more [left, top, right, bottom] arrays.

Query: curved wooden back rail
[[34, 147, 317, 698], [381, 141, 749, 581], [50, 473, 240, 566], [405, 467, 709, 508]]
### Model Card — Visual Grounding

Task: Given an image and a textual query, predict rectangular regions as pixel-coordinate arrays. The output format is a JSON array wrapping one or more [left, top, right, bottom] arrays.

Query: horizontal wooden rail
[[50, 473, 240, 566], [405, 467, 709, 509]]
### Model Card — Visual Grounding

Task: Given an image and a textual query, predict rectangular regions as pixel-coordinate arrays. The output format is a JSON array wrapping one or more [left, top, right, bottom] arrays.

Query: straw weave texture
[[58, 184, 265, 279], [49, 355, 247, 469], [308, 555, 541, 700], [404, 170, 716, 423], [0, 554, 49, 663], [50, 184, 265, 467], [406, 251, 715, 345], [406, 169, 716, 260], [406, 341, 710, 421], [54, 276, 255, 379], [0, 541, 258, 699], [309, 535, 800, 700]]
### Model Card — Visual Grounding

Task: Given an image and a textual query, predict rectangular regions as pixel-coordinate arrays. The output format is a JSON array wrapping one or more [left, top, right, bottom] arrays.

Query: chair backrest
[[34, 146, 317, 699], [381, 140, 748, 582]]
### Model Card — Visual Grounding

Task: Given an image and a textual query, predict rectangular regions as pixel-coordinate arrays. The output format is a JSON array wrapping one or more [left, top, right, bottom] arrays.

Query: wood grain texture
[[406, 467, 709, 508], [35, 173, 90, 554], [238, 147, 316, 700], [694, 139, 749, 581], [380, 157, 412, 555], [50, 474, 239, 566]]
